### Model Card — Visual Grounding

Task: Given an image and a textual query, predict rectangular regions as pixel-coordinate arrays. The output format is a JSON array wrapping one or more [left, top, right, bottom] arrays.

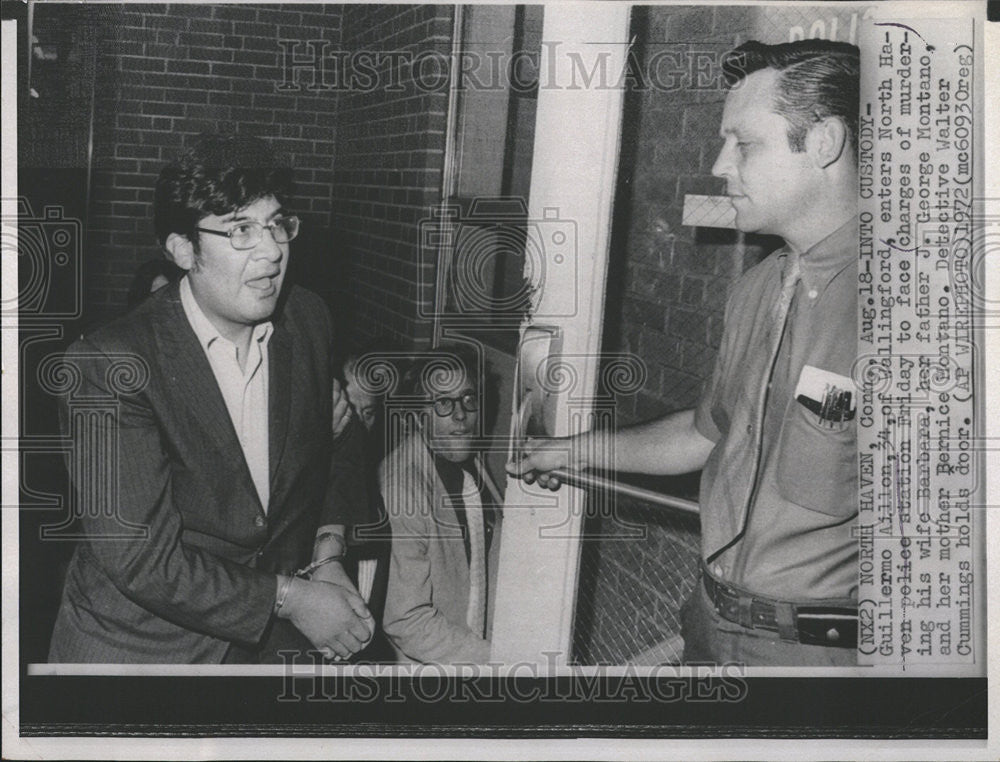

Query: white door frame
[[491, 3, 632, 668]]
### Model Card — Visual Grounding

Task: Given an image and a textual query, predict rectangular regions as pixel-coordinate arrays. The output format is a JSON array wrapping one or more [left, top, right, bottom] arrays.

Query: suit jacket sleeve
[[61, 338, 276, 646], [380, 468, 491, 664]]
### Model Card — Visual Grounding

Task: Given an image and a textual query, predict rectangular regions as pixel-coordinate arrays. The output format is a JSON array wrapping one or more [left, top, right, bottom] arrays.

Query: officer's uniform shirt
[[693, 218, 858, 603]]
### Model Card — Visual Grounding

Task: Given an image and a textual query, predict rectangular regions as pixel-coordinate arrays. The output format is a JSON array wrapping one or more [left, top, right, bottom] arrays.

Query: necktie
[[739, 250, 802, 520], [462, 468, 487, 635], [771, 250, 801, 343]]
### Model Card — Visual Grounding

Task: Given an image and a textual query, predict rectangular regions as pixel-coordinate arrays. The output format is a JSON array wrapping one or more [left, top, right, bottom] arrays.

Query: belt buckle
[[704, 572, 736, 624], [707, 574, 778, 634], [796, 607, 858, 648], [749, 599, 775, 632]]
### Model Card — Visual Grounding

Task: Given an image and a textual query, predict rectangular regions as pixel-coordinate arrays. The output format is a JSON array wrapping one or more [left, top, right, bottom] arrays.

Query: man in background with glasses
[[49, 134, 375, 664], [380, 345, 502, 664]]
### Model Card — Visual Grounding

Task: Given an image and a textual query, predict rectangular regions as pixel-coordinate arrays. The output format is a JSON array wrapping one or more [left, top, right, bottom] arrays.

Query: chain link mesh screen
[[573, 497, 700, 665]]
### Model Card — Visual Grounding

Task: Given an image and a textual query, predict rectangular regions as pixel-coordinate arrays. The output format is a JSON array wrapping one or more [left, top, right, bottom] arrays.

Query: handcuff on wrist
[[301, 531, 347, 579], [274, 552, 347, 614], [274, 574, 294, 614], [313, 530, 346, 550], [274, 535, 348, 613], [294, 551, 346, 580]]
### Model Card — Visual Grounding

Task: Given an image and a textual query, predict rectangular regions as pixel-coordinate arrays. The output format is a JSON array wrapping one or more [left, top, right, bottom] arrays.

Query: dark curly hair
[[722, 39, 860, 157], [402, 343, 484, 402], [153, 133, 293, 246]]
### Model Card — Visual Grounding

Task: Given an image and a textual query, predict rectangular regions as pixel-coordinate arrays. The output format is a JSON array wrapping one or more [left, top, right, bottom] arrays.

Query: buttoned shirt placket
[[206, 333, 271, 513], [716, 251, 802, 563]]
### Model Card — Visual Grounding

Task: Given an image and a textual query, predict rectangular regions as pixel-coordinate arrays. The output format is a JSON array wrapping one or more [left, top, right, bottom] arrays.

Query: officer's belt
[[701, 564, 857, 649]]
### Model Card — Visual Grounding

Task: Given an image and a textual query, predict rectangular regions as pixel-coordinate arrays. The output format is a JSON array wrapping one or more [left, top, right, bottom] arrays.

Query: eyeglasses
[[431, 392, 479, 418], [196, 216, 300, 250]]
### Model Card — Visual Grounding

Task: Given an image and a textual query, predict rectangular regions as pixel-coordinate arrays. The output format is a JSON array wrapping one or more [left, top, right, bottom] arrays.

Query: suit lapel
[[153, 284, 264, 514], [267, 320, 292, 492]]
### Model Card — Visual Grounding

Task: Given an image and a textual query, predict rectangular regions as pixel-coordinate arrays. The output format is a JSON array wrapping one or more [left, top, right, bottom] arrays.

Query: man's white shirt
[[179, 276, 272, 511]]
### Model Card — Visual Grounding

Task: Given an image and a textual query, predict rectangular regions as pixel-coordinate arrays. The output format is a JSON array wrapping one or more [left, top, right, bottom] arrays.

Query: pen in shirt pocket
[[796, 384, 854, 426]]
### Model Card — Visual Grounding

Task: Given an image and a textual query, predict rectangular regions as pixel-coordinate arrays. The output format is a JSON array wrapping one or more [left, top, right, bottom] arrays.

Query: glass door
[[490, 4, 632, 668]]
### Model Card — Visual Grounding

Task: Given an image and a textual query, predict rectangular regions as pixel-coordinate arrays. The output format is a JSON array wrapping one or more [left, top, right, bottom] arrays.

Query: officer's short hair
[[722, 39, 860, 156], [154, 133, 293, 246]]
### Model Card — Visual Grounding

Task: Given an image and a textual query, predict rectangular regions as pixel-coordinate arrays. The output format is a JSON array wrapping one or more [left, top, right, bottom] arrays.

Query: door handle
[[510, 325, 699, 516]]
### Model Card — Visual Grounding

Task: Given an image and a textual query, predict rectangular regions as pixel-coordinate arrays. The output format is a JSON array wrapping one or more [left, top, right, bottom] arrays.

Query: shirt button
[[254, 516, 265, 527], [745, 424, 752, 434], [808, 289, 818, 299]]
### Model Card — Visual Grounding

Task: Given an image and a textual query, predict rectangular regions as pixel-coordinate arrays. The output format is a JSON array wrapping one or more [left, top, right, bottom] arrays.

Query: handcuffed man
[[48, 134, 374, 663], [509, 40, 862, 666]]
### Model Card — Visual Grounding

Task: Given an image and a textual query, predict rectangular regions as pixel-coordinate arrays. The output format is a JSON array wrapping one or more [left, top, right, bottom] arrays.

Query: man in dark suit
[[48, 134, 374, 663]]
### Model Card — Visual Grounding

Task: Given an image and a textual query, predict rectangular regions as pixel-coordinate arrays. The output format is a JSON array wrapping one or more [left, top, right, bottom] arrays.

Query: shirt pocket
[[776, 401, 857, 518]]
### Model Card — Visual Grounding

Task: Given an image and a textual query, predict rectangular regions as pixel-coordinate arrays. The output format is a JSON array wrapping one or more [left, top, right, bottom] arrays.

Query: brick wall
[[84, 3, 343, 325], [330, 5, 455, 350]]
